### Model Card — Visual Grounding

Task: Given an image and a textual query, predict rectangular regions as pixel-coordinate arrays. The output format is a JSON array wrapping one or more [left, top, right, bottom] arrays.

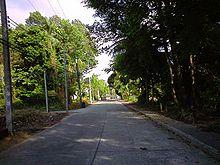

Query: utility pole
[[88, 62, 92, 103], [76, 58, 82, 107], [44, 70, 49, 113], [1, 0, 13, 134], [88, 75, 92, 103], [64, 52, 68, 112], [97, 89, 100, 101]]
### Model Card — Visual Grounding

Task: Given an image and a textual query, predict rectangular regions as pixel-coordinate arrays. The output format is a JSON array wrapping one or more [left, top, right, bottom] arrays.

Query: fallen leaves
[[0, 110, 68, 152]]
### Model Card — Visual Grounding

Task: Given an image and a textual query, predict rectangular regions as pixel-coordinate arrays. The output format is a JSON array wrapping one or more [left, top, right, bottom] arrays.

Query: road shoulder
[[123, 102, 220, 161]]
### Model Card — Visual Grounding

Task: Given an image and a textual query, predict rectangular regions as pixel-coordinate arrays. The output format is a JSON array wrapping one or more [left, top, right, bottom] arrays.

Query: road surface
[[0, 101, 218, 165]]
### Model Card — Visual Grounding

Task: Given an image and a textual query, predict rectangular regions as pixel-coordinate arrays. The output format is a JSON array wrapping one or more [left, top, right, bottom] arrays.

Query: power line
[[1, 20, 14, 31], [8, 17, 19, 26], [47, 0, 57, 16], [0, 20, 26, 52], [25, 0, 38, 11], [56, 0, 67, 18], [7, 17, 28, 32], [8, 22, 21, 30], [0, 38, 23, 53]]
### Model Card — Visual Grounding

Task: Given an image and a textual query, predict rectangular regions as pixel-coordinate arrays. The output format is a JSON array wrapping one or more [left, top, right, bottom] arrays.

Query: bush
[[13, 99, 24, 109], [0, 99, 5, 112], [69, 101, 81, 110]]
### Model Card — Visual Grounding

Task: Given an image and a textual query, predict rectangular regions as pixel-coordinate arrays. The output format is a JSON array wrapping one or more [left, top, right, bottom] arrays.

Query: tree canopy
[[85, 0, 220, 122], [0, 11, 107, 109]]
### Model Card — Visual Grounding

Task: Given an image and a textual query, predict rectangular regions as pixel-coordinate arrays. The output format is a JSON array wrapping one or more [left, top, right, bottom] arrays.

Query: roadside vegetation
[[0, 11, 111, 112], [0, 11, 110, 147], [0, 110, 67, 152], [1, 0, 220, 152], [85, 0, 220, 127]]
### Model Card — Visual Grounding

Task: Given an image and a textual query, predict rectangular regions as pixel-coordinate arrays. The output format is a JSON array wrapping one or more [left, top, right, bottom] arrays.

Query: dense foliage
[[0, 11, 109, 110], [84, 74, 110, 101], [85, 0, 220, 122]]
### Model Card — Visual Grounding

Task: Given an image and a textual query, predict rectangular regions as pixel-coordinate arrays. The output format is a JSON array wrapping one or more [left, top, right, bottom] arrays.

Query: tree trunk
[[163, 42, 179, 105], [138, 79, 149, 104], [190, 54, 197, 123]]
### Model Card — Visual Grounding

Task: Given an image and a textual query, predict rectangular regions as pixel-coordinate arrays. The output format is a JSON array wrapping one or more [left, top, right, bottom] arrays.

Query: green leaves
[[86, 0, 220, 115], [90, 74, 109, 99], [8, 12, 98, 105]]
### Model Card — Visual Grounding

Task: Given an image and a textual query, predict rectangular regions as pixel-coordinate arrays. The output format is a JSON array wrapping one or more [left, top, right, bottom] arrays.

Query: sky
[[6, 0, 112, 82]]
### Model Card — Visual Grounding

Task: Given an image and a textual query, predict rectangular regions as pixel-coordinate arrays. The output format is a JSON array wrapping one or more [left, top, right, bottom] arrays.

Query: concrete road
[[0, 101, 218, 165]]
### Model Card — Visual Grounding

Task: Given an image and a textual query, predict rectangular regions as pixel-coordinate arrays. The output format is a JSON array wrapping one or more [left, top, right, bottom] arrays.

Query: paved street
[[0, 101, 218, 165]]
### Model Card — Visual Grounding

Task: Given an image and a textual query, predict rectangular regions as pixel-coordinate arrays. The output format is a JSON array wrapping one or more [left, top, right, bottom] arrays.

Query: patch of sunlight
[[100, 138, 125, 147], [29, 136, 45, 142], [98, 156, 112, 160], [147, 114, 159, 117], [75, 138, 99, 142], [125, 116, 143, 120], [121, 112, 133, 114], [47, 130, 58, 134], [75, 138, 110, 143], [75, 124, 84, 126], [66, 123, 76, 126], [100, 138, 108, 142]]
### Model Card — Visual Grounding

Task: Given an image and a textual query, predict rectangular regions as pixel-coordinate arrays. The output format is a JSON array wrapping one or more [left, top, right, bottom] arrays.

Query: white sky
[[7, 0, 112, 82]]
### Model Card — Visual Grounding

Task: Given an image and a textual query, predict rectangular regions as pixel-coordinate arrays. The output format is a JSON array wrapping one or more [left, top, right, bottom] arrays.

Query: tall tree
[[85, 0, 220, 121]]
